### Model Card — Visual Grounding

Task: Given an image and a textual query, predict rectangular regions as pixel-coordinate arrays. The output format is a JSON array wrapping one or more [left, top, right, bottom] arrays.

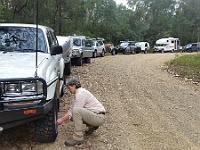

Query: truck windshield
[[0, 26, 47, 52]]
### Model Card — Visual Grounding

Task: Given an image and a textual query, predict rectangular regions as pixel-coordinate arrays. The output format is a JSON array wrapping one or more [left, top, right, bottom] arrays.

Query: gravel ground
[[1, 53, 200, 150]]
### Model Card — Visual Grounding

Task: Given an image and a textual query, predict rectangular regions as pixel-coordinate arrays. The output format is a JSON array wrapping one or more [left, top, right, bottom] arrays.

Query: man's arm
[[56, 109, 71, 125]]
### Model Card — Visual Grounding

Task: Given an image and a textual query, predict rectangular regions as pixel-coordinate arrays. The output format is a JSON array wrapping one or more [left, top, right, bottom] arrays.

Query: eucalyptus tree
[[175, 0, 200, 45], [127, 0, 177, 44]]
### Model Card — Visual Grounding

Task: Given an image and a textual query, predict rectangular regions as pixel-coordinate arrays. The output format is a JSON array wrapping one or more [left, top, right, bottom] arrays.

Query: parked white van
[[153, 37, 180, 53]]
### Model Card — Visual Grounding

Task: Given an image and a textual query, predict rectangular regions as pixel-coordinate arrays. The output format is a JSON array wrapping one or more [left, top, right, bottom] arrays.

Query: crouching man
[[57, 78, 106, 146]]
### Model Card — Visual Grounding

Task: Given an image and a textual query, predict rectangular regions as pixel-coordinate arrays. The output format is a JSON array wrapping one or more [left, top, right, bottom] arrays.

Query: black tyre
[[93, 50, 97, 58], [34, 97, 58, 143], [84, 57, 91, 63], [111, 49, 115, 55], [76, 56, 83, 66], [132, 50, 136, 54], [64, 60, 71, 76], [101, 50, 105, 57]]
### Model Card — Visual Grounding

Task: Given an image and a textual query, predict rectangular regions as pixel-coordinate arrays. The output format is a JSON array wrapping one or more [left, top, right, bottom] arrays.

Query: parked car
[[117, 41, 140, 54], [183, 43, 198, 52], [0, 23, 65, 142], [84, 38, 106, 58], [71, 36, 93, 65], [105, 44, 117, 55]]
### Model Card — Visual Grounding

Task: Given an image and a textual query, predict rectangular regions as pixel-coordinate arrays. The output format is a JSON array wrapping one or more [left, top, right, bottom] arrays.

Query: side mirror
[[51, 45, 63, 55]]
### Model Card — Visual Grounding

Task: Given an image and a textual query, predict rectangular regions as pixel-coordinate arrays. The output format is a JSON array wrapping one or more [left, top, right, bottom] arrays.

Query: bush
[[168, 53, 200, 82]]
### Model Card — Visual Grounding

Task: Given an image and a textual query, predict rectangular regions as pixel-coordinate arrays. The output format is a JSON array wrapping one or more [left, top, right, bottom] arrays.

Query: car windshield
[[73, 38, 82, 46], [0, 26, 47, 52]]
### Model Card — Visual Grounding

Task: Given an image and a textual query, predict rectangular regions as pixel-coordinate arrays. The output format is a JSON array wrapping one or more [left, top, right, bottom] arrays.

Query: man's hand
[[56, 113, 71, 125], [56, 118, 64, 125]]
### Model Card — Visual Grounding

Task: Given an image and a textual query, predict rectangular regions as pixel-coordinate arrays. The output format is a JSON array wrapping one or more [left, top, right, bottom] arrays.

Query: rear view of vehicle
[[135, 42, 150, 54], [0, 23, 65, 143], [183, 43, 198, 52], [71, 36, 92, 66]]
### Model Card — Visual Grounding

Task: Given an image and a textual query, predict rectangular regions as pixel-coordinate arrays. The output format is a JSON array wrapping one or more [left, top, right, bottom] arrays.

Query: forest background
[[0, 0, 199, 46]]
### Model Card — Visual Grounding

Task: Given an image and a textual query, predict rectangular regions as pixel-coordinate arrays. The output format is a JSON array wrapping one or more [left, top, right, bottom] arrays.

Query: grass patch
[[168, 53, 200, 82]]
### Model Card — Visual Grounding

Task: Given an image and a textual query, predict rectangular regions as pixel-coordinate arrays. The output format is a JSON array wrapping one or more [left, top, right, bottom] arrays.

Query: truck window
[[47, 31, 54, 48], [50, 31, 59, 45]]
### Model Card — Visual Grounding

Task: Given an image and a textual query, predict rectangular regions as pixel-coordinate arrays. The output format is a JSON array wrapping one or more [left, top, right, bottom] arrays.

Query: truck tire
[[132, 50, 136, 54], [34, 97, 58, 143], [93, 50, 97, 58], [101, 50, 105, 57], [111, 49, 115, 55], [76, 56, 83, 66], [84, 57, 91, 63], [64, 60, 71, 76]]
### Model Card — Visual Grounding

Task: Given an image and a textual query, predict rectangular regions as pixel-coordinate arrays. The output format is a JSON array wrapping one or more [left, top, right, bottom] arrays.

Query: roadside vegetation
[[168, 53, 200, 82]]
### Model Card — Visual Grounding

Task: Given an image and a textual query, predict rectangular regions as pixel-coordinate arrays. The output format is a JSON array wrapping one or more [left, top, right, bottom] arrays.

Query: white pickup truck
[[0, 23, 65, 143]]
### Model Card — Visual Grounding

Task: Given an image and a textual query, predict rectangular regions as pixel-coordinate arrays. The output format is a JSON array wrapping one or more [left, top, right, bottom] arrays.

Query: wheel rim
[[93, 51, 97, 58]]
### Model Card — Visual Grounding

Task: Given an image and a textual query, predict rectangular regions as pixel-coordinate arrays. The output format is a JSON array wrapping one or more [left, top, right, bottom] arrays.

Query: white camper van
[[153, 37, 180, 53]]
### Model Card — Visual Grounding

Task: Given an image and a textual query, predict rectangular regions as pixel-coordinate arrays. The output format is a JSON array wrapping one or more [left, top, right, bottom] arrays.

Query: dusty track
[[1, 53, 200, 150]]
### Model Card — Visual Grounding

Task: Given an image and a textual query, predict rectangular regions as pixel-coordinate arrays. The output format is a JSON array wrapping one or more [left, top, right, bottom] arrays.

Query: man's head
[[66, 78, 81, 94]]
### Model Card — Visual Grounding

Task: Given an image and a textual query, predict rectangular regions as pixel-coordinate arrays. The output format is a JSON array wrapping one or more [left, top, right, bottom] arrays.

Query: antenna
[[35, 0, 38, 77]]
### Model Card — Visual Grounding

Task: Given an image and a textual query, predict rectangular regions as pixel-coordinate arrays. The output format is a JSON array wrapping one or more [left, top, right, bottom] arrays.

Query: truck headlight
[[4, 80, 44, 94], [22, 81, 43, 94], [5, 83, 20, 93], [22, 83, 35, 91]]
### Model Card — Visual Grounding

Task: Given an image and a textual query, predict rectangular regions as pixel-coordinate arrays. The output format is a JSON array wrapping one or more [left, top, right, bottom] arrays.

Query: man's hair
[[66, 78, 81, 88]]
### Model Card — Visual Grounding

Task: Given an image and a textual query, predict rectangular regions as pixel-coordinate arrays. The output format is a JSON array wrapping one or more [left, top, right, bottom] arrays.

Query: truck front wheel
[[34, 97, 58, 143]]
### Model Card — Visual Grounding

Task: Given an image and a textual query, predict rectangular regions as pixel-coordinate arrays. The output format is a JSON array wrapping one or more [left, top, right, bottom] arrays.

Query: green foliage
[[169, 53, 200, 81], [0, 0, 200, 46], [0, 2, 4, 22]]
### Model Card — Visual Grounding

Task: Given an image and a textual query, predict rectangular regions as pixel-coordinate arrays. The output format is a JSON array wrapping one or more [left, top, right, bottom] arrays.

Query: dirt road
[[1, 53, 200, 150]]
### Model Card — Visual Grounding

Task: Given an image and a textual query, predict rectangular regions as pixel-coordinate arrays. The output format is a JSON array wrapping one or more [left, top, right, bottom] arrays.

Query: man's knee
[[72, 107, 83, 116]]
